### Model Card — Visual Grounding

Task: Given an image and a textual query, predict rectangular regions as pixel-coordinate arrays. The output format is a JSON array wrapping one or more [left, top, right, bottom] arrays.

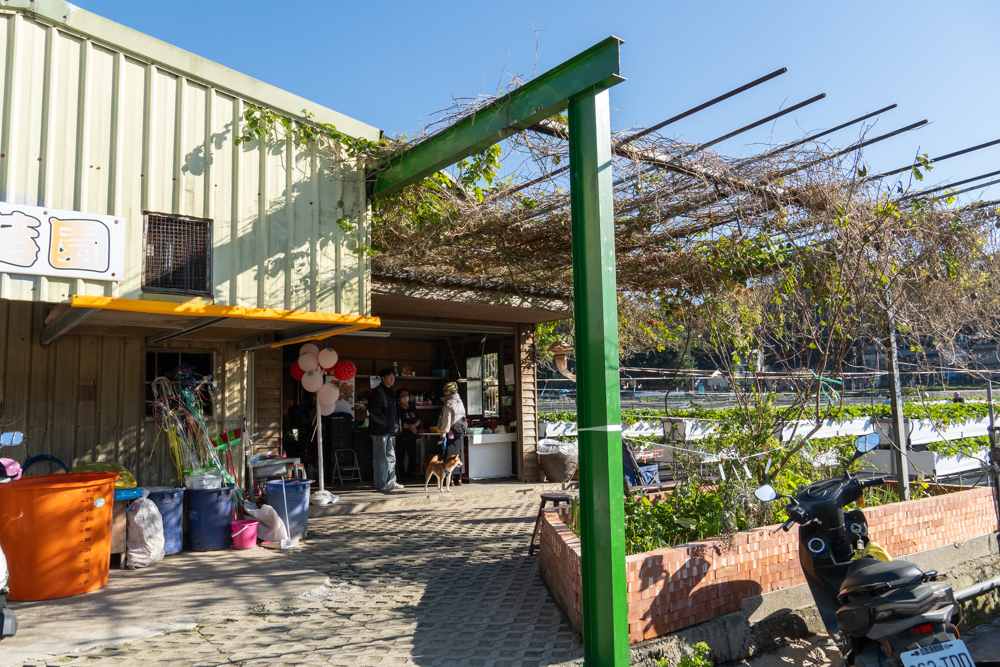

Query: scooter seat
[[839, 558, 923, 601]]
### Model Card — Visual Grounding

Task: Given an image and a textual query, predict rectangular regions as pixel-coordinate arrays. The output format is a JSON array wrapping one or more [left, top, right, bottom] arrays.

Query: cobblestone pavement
[[17, 498, 584, 667]]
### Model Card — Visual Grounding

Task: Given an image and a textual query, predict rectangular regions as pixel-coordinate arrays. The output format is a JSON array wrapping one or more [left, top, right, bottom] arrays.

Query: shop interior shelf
[[358, 375, 451, 382]]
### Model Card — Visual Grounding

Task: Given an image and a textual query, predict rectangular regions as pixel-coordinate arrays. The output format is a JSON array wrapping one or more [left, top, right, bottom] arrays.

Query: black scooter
[[755, 433, 972, 667], [0, 430, 21, 641]]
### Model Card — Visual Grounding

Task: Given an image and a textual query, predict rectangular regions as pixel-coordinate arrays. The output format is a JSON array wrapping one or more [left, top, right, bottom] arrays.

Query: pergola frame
[[369, 37, 630, 666]]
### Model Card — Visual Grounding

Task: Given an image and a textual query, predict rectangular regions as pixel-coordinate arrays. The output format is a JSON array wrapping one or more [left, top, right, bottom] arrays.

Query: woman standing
[[437, 382, 468, 486]]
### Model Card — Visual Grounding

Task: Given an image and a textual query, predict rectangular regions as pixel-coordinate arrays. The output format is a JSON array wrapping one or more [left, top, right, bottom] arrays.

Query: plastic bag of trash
[[537, 439, 579, 456], [124, 490, 165, 569], [73, 461, 137, 488], [184, 467, 223, 490], [242, 502, 289, 543]]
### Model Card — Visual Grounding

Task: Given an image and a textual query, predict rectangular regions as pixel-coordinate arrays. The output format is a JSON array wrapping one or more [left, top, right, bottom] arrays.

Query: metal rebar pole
[[569, 84, 629, 667], [901, 168, 1000, 201], [986, 381, 1000, 532], [682, 93, 826, 157], [867, 137, 1000, 181], [886, 315, 911, 500], [621, 67, 787, 144]]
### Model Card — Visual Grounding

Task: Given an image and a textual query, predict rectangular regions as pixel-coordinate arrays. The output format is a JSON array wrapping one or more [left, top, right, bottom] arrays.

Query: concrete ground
[[6, 488, 997, 667], [5, 497, 583, 667], [729, 617, 1000, 667], [310, 478, 577, 516]]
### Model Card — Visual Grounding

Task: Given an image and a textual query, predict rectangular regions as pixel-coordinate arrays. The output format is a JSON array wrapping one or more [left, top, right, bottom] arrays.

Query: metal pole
[[886, 316, 910, 500], [986, 381, 1000, 531], [316, 392, 325, 494], [569, 84, 629, 667]]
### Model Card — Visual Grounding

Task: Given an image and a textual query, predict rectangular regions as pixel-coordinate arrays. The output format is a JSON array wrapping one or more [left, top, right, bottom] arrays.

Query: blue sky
[[85, 1, 1000, 198]]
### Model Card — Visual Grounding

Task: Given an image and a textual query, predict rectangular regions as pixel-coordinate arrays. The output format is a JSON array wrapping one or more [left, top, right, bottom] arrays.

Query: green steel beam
[[368, 37, 624, 200], [367, 38, 628, 665], [569, 86, 629, 666]]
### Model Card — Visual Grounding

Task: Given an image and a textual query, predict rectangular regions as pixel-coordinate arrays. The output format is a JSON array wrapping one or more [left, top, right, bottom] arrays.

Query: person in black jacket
[[368, 368, 403, 492], [396, 389, 421, 482]]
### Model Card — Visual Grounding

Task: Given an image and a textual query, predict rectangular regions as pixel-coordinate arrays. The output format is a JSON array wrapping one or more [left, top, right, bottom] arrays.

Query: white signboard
[[0, 202, 125, 281]]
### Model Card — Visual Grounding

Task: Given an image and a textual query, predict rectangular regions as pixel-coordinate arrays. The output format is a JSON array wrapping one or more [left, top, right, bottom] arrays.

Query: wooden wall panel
[[0, 302, 246, 487], [516, 323, 539, 482], [254, 347, 283, 455]]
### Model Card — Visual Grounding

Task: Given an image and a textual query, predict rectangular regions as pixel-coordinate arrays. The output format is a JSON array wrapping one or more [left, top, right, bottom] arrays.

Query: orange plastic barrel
[[0, 472, 117, 601]]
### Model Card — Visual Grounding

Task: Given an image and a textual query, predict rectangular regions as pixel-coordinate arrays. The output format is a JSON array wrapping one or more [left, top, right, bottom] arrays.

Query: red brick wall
[[537, 504, 584, 635], [538, 486, 997, 644]]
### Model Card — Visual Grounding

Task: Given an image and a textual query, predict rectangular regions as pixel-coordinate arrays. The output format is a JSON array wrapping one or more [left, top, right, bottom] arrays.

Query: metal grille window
[[142, 213, 212, 295], [144, 351, 215, 416]]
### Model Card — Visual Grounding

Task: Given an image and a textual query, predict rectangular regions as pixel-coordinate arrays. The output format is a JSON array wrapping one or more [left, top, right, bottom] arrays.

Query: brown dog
[[424, 454, 463, 493]]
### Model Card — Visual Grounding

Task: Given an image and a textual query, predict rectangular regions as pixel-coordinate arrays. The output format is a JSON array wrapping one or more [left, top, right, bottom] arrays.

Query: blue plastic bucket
[[186, 486, 235, 551], [145, 487, 185, 555], [266, 479, 310, 539]]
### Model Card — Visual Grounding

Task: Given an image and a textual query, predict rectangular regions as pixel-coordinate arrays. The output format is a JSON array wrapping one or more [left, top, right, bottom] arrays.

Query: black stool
[[528, 492, 572, 555]]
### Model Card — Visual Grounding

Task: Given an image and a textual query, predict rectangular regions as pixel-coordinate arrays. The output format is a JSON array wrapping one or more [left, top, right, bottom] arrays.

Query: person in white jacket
[[437, 382, 468, 486]]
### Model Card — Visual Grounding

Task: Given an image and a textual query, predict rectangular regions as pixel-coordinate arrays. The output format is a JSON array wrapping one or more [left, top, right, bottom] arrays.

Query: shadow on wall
[[178, 127, 366, 313], [633, 551, 763, 639]]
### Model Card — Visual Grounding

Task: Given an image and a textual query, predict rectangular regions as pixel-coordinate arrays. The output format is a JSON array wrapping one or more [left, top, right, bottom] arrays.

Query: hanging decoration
[[318, 347, 339, 371], [301, 370, 324, 393], [332, 360, 357, 382], [298, 352, 319, 373], [317, 382, 340, 407]]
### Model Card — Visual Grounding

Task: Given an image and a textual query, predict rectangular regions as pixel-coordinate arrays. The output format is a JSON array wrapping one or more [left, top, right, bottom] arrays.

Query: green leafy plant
[[655, 642, 713, 667]]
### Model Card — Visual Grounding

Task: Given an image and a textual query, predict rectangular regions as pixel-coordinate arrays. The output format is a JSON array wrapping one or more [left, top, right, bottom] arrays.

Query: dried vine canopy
[[369, 92, 1000, 369]]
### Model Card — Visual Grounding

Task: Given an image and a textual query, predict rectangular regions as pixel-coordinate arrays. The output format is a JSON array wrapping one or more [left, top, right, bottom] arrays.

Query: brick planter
[[538, 485, 996, 644]]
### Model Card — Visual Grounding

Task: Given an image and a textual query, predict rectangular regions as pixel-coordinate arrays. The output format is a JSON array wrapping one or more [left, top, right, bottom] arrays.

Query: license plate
[[901, 640, 976, 667]]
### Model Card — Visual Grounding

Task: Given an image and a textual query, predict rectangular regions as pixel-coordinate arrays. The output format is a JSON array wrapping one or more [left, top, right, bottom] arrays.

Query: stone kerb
[[537, 486, 996, 644]]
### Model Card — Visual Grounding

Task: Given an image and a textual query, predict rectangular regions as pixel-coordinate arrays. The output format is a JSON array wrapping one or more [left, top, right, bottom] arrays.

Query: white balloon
[[299, 343, 320, 357], [320, 401, 336, 416], [317, 348, 339, 370], [298, 352, 319, 373], [317, 383, 340, 406], [301, 371, 324, 393]]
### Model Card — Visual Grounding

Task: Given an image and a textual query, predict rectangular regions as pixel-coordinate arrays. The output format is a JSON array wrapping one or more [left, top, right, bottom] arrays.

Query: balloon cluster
[[290, 343, 357, 416]]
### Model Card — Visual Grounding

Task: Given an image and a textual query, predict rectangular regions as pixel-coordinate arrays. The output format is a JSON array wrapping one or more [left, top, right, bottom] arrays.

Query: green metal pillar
[[569, 85, 629, 666]]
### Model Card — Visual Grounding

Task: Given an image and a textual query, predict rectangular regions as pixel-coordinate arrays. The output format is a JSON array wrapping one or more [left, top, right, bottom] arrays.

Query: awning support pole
[[569, 85, 629, 665], [40, 307, 97, 346], [886, 312, 910, 500], [316, 391, 325, 494]]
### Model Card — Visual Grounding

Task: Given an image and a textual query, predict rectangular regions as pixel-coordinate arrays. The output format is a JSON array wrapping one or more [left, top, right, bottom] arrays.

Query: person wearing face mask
[[396, 389, 420, 482]]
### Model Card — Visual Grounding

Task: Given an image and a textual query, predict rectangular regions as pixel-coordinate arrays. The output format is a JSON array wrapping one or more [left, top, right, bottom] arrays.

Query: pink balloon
[[298, 352, 319, 373], [299, 343, 320, 357], [319, 401, 336, 416], [301, 370, 324, 393], [317, 383, 340, 406], [317, 348, 339, 370]]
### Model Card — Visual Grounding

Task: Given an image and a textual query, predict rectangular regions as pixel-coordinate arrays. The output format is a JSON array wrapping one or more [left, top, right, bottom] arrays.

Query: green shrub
[[654, 642, 713, 667]]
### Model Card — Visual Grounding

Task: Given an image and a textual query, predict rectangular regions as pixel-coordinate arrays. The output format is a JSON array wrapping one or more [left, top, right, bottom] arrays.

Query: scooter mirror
[[0, 432, 22, 447], [854, 432, 879, 454], [754, 484, 778, 502]]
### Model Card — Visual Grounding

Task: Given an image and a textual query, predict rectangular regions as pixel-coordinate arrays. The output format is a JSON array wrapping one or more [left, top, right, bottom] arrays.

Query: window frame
[[141, 211, 214, 297], [144, 349, 217, 418]]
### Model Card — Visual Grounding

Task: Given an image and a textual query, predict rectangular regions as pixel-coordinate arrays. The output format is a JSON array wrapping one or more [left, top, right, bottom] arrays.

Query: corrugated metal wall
[[0, 300, 248, 486], [0, 9, 369, 315]]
